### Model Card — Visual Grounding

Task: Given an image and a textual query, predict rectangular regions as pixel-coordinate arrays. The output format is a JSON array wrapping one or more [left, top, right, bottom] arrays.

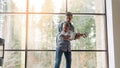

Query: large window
[[0, 0, 108, 68]]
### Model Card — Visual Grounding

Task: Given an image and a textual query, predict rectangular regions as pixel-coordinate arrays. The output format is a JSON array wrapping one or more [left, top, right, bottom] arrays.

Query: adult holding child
[[54, 12, 86, 68]]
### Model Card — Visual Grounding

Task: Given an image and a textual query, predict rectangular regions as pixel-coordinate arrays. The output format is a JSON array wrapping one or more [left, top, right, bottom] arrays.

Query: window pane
[[29, 0, 66, 13], [27, 51, 107, 68], [28, 14, 64, 50], [68, 0, 105, 13], [3, 51, 25, 68], [72, 52, 107, 68], [0, 14, 26, 49], [72, 15, 106, 50], [0, 0, 26, 12]]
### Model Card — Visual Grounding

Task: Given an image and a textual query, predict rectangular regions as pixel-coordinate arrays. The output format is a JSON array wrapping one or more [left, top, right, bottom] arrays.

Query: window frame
[[0, 0, 109, 68]]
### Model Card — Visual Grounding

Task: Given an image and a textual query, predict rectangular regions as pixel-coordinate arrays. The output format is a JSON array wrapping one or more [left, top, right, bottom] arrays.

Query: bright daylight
[[0, 0, 107, 68]]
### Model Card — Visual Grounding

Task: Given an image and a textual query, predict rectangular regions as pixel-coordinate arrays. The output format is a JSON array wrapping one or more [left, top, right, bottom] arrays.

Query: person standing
[[54, 12, 84, 68]]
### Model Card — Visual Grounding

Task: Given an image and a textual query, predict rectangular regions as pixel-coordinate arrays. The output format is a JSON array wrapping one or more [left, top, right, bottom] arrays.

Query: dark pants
[[54, 48, 71, 68]]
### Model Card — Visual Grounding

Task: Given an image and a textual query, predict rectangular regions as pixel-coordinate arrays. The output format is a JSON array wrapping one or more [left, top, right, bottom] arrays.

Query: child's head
[[63, 23, 70, 32]]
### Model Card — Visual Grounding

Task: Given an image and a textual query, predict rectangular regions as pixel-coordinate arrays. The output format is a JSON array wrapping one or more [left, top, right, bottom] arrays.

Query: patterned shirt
[[56, 21, 74, 52]]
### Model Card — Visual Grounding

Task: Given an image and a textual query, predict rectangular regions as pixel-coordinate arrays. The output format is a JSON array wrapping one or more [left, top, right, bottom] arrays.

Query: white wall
[[106, 0, 115, 68], [107, 0, 120, 68], [112, 0, 120, 68]]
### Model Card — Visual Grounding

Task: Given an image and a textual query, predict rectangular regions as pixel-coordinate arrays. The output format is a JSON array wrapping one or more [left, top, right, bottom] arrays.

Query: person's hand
[[62, 35, 70, 40], [82, 33, 87, 38], [74, 33, 81, 39], [75, 33, 87, 40]]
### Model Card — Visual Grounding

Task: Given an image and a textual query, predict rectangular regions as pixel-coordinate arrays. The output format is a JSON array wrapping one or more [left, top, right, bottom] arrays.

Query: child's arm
[[61, 35, 70, 40], [69, 31, 76, 40], [58, 32, 70, 40]]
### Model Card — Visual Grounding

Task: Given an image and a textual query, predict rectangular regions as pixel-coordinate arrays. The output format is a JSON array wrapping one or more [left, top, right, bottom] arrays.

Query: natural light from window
[[0, 0, 108, 68]]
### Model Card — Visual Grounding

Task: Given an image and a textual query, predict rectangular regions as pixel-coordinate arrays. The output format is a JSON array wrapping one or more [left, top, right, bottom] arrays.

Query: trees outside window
[[0, 0, 108, 68]]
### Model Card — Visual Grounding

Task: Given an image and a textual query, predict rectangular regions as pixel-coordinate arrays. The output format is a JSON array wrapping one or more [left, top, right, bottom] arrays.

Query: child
[[58, 23, 76, 41], [57, 22, 75, 53]]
